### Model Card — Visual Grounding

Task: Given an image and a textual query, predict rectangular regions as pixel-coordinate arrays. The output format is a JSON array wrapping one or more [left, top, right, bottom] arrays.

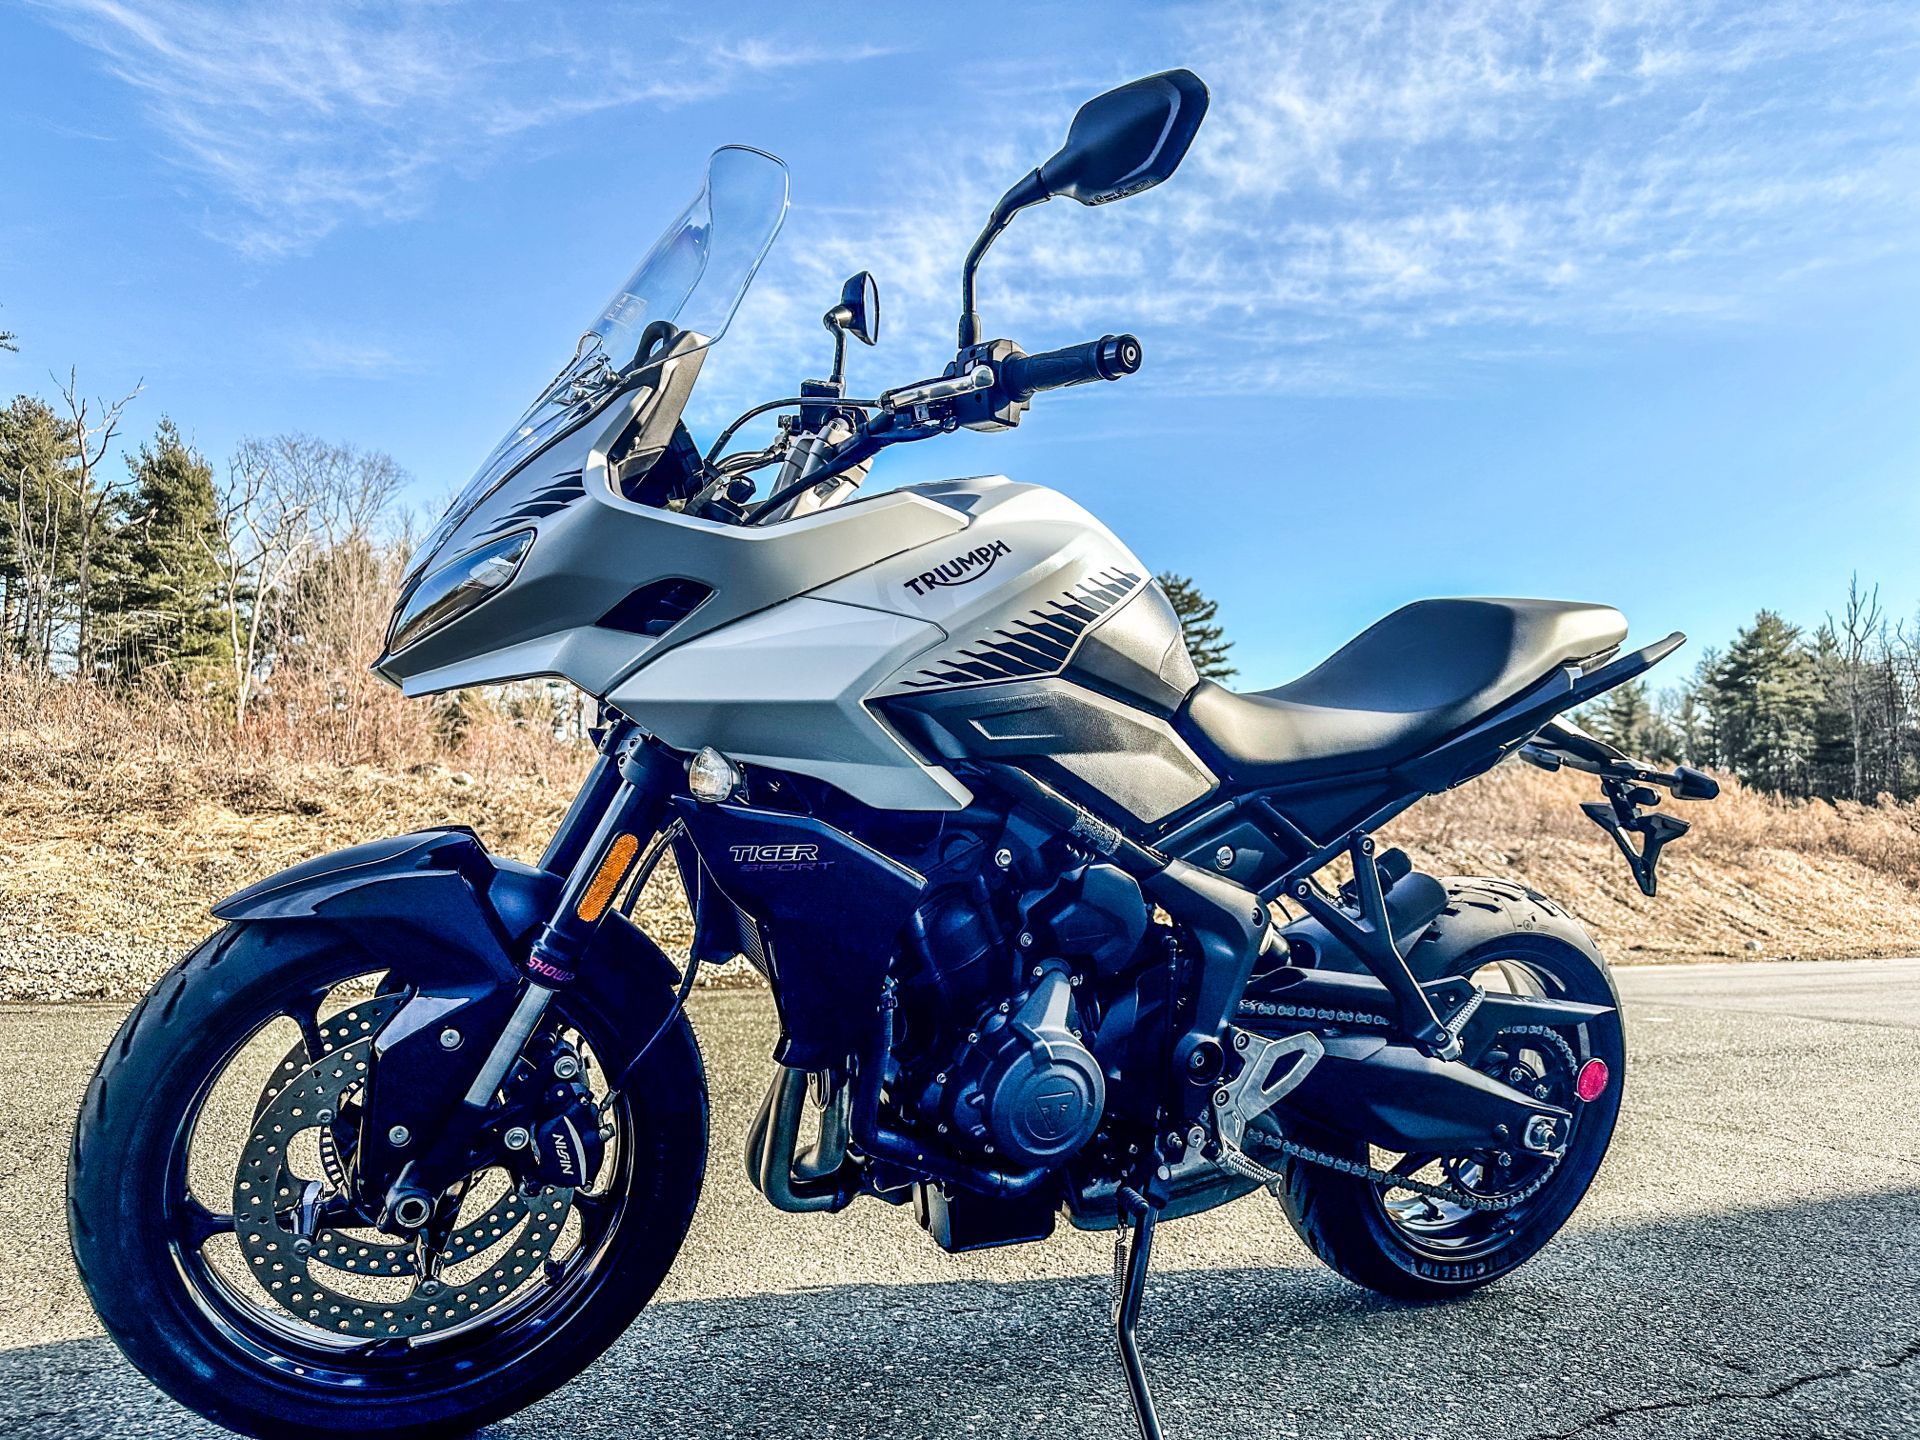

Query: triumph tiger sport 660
[[69, 70, 1718, 1440]]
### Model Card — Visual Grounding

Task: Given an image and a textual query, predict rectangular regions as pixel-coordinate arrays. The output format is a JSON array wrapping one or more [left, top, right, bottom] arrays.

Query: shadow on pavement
[[3, 1187, 1917, 1440]]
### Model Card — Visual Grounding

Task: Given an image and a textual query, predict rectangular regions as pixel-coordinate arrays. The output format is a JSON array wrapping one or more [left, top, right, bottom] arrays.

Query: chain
[[1218, 1010, 1580, 1214], [1492, 1023, 1581, 1077], [1224, 1128, 1563, 1213], [1236, 997, 1394, 1029]]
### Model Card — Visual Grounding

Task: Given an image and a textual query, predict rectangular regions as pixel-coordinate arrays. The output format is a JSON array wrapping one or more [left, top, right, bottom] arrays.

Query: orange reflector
[[575, 833, 641, 923], [1575, 1058, 1610, 1103]]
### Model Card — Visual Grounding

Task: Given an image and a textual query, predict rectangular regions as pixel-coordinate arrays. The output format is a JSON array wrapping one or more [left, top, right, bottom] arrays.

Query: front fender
[[214, 828, 699, 1204], [212, 828, 555, 980]]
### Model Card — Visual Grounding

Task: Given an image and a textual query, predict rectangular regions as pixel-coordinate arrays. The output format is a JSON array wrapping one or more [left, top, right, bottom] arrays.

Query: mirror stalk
[[957, 169, 1048, 349], [823, 323, 849, 389]]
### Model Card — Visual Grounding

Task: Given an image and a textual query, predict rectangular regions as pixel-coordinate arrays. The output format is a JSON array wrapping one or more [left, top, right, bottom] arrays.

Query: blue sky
[[3, 0, 1918, 686]]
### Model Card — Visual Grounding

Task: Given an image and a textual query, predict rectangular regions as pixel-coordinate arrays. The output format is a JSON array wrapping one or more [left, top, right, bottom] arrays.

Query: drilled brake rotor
[[232, 999, 571, 1339]]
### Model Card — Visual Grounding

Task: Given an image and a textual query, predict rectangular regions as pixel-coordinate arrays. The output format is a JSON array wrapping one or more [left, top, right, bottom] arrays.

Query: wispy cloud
[[33, 0, 1920, 399], [27, 0, 899, 258], [1144, 0, 1920, 390], [286, 332, 421, 380], [729, 0, 1920, 402]]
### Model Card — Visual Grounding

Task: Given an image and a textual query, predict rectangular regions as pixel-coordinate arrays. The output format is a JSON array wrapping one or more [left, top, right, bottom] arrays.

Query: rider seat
[[1176, 597, 1628, 786]]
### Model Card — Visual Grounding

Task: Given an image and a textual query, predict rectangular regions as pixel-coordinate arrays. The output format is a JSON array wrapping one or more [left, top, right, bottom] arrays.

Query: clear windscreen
[[407, 146, 790, 580]]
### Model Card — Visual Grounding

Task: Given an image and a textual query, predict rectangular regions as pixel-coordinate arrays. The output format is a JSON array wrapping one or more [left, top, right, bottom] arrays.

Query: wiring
[[703, 395, 879, 467]]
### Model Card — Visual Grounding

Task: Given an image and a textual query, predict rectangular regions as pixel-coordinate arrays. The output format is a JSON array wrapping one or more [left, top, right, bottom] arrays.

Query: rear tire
[[69, 921, 707, 1438], [1274, 907, 1623, 1301]]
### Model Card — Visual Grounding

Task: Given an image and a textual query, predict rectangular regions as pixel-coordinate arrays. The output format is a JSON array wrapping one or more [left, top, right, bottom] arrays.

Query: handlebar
[[1001, 334, 1142, 401], [726, 330, 1144, 525]]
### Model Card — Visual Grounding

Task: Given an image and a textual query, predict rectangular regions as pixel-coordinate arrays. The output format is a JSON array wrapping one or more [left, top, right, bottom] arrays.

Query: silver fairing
[[373, 384, 969, 700], [608, 479, 1215, 816], [381, 373, 1205, 813]]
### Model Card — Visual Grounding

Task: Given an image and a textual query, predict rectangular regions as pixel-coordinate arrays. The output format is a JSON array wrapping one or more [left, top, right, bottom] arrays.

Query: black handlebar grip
[[1002, 334, 1143, 402]]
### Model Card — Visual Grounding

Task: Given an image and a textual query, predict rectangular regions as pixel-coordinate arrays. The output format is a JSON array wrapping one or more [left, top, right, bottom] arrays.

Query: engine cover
[[938, 961, 1104, 1167]]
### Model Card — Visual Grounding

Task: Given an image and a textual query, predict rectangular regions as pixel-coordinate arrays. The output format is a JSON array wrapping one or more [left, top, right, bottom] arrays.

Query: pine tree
[[1156, 571, 1235, 680], [1670, 687, 1710, 767], [97, 418, 227, 684], [0, 395, 81, 668], [1704, 611, 1822, 795], [1587, 678, 1655, 755]]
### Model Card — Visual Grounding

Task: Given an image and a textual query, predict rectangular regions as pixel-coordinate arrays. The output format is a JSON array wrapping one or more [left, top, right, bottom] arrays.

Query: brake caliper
[[499, 1035, 605, 1192]]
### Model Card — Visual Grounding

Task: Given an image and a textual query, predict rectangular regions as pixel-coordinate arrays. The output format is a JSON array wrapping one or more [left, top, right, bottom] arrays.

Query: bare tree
[[207, 435, 410, 749], [3, 397, 72, 670], [53, 368, 142, 678], [209, 442, 310, 727], [1827, 574, 1884, 801], [255, 436, 405, 751]]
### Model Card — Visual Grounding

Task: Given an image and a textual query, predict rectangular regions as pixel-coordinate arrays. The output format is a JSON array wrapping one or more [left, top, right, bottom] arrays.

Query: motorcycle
[[68, 69, 1718, 1440]]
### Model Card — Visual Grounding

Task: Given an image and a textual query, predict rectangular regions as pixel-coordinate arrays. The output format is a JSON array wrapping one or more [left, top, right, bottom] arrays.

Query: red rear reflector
[[1575, 1058, 1610, 1103]]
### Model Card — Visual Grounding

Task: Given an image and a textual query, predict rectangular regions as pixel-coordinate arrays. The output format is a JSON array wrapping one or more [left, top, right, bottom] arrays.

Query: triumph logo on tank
[[902, 540, 1011, 596], [728, 842, 831, 872]]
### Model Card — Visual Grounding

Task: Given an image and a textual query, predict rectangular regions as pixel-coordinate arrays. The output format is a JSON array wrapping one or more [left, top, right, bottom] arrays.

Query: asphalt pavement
[[2, 957, 1917, 1439]]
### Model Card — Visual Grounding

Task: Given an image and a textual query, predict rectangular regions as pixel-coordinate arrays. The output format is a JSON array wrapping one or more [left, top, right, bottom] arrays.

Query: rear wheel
[[1272, 927, 1623, 1299], [69, 922, 706, 1438]]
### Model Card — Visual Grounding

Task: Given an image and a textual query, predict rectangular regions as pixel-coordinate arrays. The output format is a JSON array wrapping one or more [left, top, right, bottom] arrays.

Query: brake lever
[[878, 363, 995, 414]]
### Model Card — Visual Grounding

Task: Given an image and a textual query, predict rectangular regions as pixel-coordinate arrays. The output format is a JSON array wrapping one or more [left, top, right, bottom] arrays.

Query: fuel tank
[[845, 479, 1219, 826], [611, 477, 1215, 819]]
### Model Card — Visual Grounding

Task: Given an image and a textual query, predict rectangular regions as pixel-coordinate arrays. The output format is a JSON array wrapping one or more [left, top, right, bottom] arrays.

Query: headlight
[[387, 530, 532, 655]]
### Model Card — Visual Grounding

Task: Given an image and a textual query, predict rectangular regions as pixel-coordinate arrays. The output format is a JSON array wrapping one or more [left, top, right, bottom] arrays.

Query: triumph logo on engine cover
[[902, 540, 1011, 596], [728, 842, 831, 873], [1028, 1088, 1082, 1140]]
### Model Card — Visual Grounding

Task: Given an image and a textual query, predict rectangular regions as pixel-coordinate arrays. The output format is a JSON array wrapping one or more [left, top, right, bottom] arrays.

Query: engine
[[895, 845, 1153, 1173], [924, 961, 1103, 1167]]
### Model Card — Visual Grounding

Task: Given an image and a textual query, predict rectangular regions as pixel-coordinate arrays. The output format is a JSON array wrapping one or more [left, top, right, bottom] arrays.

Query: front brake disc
[[232, 1000, 571, 1338]]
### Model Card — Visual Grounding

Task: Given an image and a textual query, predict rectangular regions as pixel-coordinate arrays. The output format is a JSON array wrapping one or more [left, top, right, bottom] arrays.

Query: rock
[[1743, 939, 1765, 954]]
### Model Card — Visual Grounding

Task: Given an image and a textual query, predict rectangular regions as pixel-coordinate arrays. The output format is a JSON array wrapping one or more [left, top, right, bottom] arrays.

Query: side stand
[[1114, 1188, 1163, 1440]]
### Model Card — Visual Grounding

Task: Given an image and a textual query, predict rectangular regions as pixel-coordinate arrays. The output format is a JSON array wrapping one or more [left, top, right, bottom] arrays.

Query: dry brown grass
[[3, 675, 1916, 1001], [0, 674, 695, 1001], [1384, 761, 1920, 961]]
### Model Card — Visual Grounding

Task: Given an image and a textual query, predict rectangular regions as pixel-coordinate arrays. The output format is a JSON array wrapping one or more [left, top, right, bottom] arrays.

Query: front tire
[[1273, 912, 1624, 1301], [68, 921, 707, 1439]]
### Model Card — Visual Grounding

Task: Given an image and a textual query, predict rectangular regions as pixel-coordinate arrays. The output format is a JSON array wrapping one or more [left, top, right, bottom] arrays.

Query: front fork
[[373, 723, 682, 1222], [465, 725, 682, 1103]]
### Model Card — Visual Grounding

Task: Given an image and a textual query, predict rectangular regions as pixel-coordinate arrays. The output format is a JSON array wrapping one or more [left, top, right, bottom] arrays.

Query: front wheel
[[68, 921, 707, 1439], [1272, 926, 1624, 1300]]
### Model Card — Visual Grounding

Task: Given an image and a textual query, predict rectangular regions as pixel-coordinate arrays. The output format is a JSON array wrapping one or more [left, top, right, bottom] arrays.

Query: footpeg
[[1210, 1029, 1324, 1151]]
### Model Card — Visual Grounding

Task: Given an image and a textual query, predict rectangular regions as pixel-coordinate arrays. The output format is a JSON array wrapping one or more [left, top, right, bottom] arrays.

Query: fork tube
[[462, 732, 681, 1110], [539, 716, 637, 877], [524, 733, 681, 988]]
